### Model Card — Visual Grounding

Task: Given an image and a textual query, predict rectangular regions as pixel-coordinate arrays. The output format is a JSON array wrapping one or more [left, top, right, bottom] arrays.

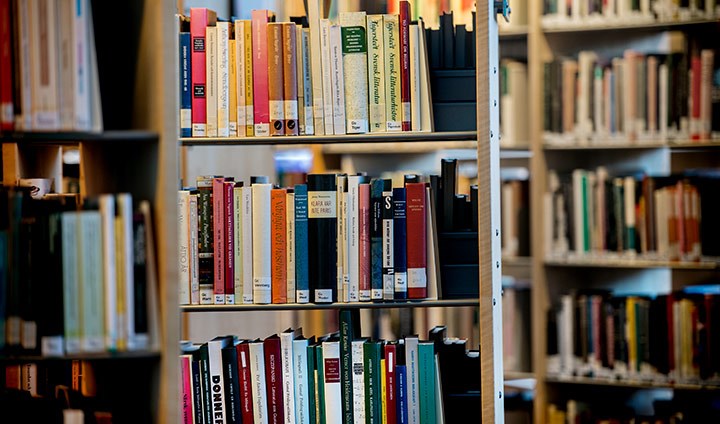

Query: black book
[[440, 159, 457, 232], [429, 175, 442, 233], [133, 209, 149, 345], [543, 63, 552, 132], [453, 194, 469, 231], [649, 295, 671, 375], [192, 359, 204, 424], [222, 344, 242, 424], [470, 185, 478, 232], [454, 24, 466, 69], [440, 12, 454, 69], [196, 343, 213, 424], [307, 174, 337, 303], [429, 29, 441, 70]]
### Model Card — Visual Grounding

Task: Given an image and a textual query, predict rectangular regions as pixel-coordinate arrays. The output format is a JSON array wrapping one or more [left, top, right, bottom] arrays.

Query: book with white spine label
[[206, 25, 218, 137], [242, 186, 253, 303], [30, 0, 60, 129], [320, 19, 335, 135], [340, 12, 369, 134], [367, 15, 387, 132], [286, 192, 296, 303], [252, 183, 272, 304], [383, 15, 401, 132], [351, 339, 366, 424], [217, 22, 230, 137], [308, 0, 325, 135], [281, 329, 297, 424], [329, 24, 347, 135], [235, 21, 247, 137], [178, 191, 191, 305]]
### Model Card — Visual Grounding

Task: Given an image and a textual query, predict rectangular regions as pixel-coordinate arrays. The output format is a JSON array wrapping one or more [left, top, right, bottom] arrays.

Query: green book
[[364, 340, 382, 424], [316, 344, 326, 424], [418, 342, 436, 424], [307, 339, 317, 424], [582, 172, 590, 252]]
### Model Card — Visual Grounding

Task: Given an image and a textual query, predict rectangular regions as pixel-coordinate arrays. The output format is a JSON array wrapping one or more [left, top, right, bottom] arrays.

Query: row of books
[[425, 11, 476, 70], [0, 188, 158, 356], [542, 0, 719, 26], [544, 168, 720, 262], [546, 399, 709, 423], [0, 0, 103, 133], [179, 2, 432, 139], [178, 172, 439, 306], [500, 60, 529, 147], [502, 282, 531, 373], [543, 45, 719, 145], [547, 287, 720, 384], [501, 179, 530, 258]]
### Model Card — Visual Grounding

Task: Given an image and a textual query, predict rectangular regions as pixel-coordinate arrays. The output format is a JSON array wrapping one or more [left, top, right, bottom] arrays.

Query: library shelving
[[181, 298, 480, 312]]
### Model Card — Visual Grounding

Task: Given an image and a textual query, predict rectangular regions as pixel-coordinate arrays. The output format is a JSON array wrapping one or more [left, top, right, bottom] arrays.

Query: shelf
[[181, 298, 479, 312], [499, 25, 529, 39], [541, 17, 720, 34], [180, 131, 477, 146], [502, 256, 532, 267], [545, 374, 720, 391], [0, 130, 159, 145], [320, 140, 477, 154], [543, 139, 720, 151], [505, 371, 536, 381], [0, 350, 162, 363], [544, 256, 719, 270]]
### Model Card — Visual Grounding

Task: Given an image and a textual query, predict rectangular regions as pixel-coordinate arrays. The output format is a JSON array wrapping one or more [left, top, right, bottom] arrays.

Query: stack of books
[[179, 1, 433, 138], [0, 0, 103, 133]]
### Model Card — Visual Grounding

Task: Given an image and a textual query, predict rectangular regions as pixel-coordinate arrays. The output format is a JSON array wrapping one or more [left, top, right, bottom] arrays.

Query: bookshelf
[[181, 298, 480, 312]]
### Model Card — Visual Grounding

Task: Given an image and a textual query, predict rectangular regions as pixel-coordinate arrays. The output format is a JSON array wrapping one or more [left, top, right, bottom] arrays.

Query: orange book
[[271, 188, 287, 303], [268, 23, 285, 136]]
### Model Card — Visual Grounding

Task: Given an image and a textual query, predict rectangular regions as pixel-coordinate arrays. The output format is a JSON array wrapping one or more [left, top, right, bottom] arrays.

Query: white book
[[293, 338, 311, 423], [571, 170, 585, 255], [57, 0, 74, 130], [234, 185, 243, 304], [320, 19, 334, 135], [560, 295, 574, 373], [116, 194, 136, 350], [577, 51, 597, 138], [280, 329, 297, 424], [16, 0, 32, 129], [416, 19, 433, 132], [242, 186, 254, 303], [217, 22, 230, 137], [336, 175, 347, 302], [301, 28, 314, 135], [78, 211, 104, 352], [189, 194, 200, 305], [62, 213, 81, 354], [659, 64, 668, 138], [236, 20, 247, 137], [252, 183, 272, 304], [593, 67, 603, 136], [572, 0, 581, 20], [206, 25, 218, 137], [286, 192, 296, 303], [339, 12, 369, 134], [406, 336, 420, 424], [367, 15, 387, 132], [208, 339, 228, 423], [322, 340, 343, 423], [308, 0, 325, 135], [425, 187, 439, 300], [347, 176, 361, 302], [351, 340, 366, 424], [73, 0, 92, 130], [99, 195, 117, 350], [383, 15, 401, 132], [178, 191, 191, 305], [409, 23, 421, 132], [249, 340, 269, 424], [30, 0, 60, 129], [329, 24, 346, 135]]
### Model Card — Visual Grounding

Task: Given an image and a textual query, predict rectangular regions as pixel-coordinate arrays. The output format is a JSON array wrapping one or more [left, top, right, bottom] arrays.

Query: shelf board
[[502, 256, 532, 267], [542, 17, 720, 34], [544, 139, 720, 151], [544, 257, 718, 270], [181, 298, 479, 312], [0, 350, 162, 363], [545, 374, 720, 391], [499, 25, 529, 39], [180, 131, 477, 146], [321, 140, 477, 154], [504, 371, 535, 381], [0, 130, 159, 145]]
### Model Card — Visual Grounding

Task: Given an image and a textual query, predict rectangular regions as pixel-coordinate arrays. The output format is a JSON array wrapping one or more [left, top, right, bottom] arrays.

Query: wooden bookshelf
[[542, 17, 719, 33], [0, 130, 159, 144], [543, 140, 720, 150], [544, 257, 719, 270], [0, 351, 162, 363], [545, 375, 720, 391], [180, 130, 477, 146], [181, 298, 479, 312]]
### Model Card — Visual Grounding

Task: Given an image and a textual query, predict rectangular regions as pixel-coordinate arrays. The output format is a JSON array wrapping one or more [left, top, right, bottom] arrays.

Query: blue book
[[393, 188, 407, 301], [179, 31, 192, 137], [381, 181, 394, 301], [370, 179, 385, 301], [418, 342, 437, 422], [295, 184, 309, 303], [396, 348, 409, 424]]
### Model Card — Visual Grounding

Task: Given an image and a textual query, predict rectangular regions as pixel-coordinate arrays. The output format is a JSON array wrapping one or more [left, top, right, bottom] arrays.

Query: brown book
[[282, 22, 299, 136], [267, 23, 285, 136]]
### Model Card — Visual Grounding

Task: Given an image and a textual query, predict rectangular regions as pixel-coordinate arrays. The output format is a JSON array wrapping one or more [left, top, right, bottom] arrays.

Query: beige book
[[383, 14, 401, 132], [339, 12, 369, 134], [367, 15, 387, 132]]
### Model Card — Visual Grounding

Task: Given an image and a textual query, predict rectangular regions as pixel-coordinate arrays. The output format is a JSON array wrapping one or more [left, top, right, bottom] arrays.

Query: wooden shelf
[[543, 139, 720, 151], [503, 256, 533, 267], [0, 350, 162, 363], [545, 374, 720, 391], [544, 256, 718, 270], [542, 17, 719, 34], [499, 25, 529, 39], [181, 298, 479, 312], [0, 130, 159, 145], [181, 130, 477, 146]]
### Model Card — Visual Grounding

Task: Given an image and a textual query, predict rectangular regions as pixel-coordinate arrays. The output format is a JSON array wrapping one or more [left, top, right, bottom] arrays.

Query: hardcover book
[[271, 188, 288, 303], [190, 8, 217, 136], [398, 1, 412, 131], [217, 21, 230, 137], [383, 15, 402, 132], [213, 177, 226, 304], [295, 184, 310, 303], [252, 10, 270, 136], [179, 32, 192, 137], [197, 176, 215, 305], [206, 25, 218, 137], [339, 12, 369, 134], [283, 22, 300, 136], [406, 183, 427, 299], [252, 183, 273, 304], [393, 187, 408, 301], [367, 15, 387, 133], [382, 185, 395, 301], [268, 23, 285, 136], [308, 174, 338, 303]]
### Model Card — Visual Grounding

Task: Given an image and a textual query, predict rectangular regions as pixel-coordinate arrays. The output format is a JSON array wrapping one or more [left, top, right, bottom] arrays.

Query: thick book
[[340, 12, 369, 134], [190, 8, 217, 136], [241, 186, 253, 303], [382, 185, 394, 301], [293, 336, 311, 423], [359, 183, 372, 301], [197, 176, 214, 304], [405, 336, 420, 424], [222, 344, 242, 424], [383, 14, 401, 132], [393, 187, 408, 300], [398, 1, 411, 131], [307, 0, 325, 135], [252, 10, 270, 136], [308, 174, 338, 303], [280, 328, 298, 423], [217, 21, 230, 137], [224, 180, 236, 304], [178, 191, 191, 305], [235, 341, 255, 423], [367, 15, 387, 133], [323, 338, 343, 423], [340, 310, 361, 423], [253, 183, 272, 304], [78, 211, 104, 352], [208, 337, 233, 424], [268, 23, 285, 136], [417, 342, 436, 423], [295, 184, 310, 303], [406, 183, 427, 299], [213, 177, 226, 304], [286, 190, 296, 303], [329, 24, 346, 135], [271, 188, 288, 303], [385, 342, 398, 423], [283, 22, 299, 136], [242, 20, 254, 136], [206, 25, 218, 137], [320, 19, 334, 135], [371, 179, 386, 300], [179, 31, 192, 137], [264, 334, 285, 424], [352, 339, 367, 424], [249, 340, 269, 424], [347, 176, 361, 301], [365, 340, 382, 424], [233, 184, 243, 303]]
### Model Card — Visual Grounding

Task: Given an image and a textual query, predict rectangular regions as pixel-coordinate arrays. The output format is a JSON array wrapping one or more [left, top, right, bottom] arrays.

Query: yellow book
[[626, 297, 637, 373], [243, 20, 254, 136], [115, 218, 126, 351], [229, 38, 238, 136], [381, 357, 387, 424]]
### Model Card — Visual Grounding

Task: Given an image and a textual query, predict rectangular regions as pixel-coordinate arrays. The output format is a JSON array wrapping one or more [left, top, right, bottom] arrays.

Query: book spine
[[99, 195, 117, 349], [206, 25, 218, 137], [252, 10, 270, 136], [30, 0, 60, 129], [320, 19, 334, 135], [117, 194, 136, 349], [348, 176, 360, 302], [79, 211, 104, 352], [307, 345, 317, 424], [301, 28, 314, 135], [396, 364, 408, 424], [280, 332, 296, 424], [405, 183, 426, 299], [352, 341, 366, 424], [286, 192, 296, 303], [233, 186, 243, 303], [308, 0, 325, 135], [323, 341, 343, 423], [268, 23, 285, 136], [383, 15, 401, 132], [198, 346, 213, 424], [393, 188, 408, 300], [383, 186, 395, 301], [271, 189, 288, 303], [249, 342, 268, 424], [253, 184, 273, 304], [208, 340, 228, 424], [308, 174, 338, 303], [61, 214, 80, 353], [235, 21, 246, 137], [294, 339, 310, 423], [264, 337, 285, 424], [213, 178, 225, 303], [418, 343, 436, 423], [398, 2, 411, 131], [217, 22, 230, 137], [624, 177, 636, 252], [329, 24, 346, 135], [359, 183, 372, 301], [408, 23, 421, 132], [295, 184, 310, 303], [337, 176, 347, 302], [381, 357, 387, 423], [0, 0, 11, 130], [316, 344, 326, 424], [385, 344, 397, 423], [180, 32, 192, 137], [178, 191, 191, 305], [17, 0, 31, 130], [224, 181, 235, 304], [340, 310, 356, 423], [229, 36, 237, 137], [190, 8, 213, 136], [236, 343, 255, 423], [371, 179, 384, 300], [364, 342, 381, 424], [222, 347, 242, 424], [243, 20, 254, 136], [405, 337, 419, 424], [367, 15, 386, 133], [242, 186, 253, 303], [340, 12, 369, 134], [283, 22, 299, 136], [700, 50, 713, 139], [181, 356, 193, 424], [191, 359, 204, 424], [296, 26, 305, 135]]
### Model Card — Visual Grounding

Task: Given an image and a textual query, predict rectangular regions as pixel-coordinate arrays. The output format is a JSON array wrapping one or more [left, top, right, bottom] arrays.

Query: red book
[[190, 8, 217, 137], [224, 180, 235, 304], [213, 177, 225, 304], [384, 342, 397, 424], [252, 10, 270, 136], [398, 1, 411, 131], [405, 183, 427, 298], [359, 183, 371, 301], [691, 55, 701, 140], [271, 188, 287, 303], [236, 341, 255, 423], [0, 0, 13, 131], [264, 335, 285, 424]]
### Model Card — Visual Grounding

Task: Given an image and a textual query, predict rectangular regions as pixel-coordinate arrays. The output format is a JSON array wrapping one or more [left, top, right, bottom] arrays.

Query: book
[[222, 344, 242, 424], [383, 14, 402, 132], [308, 174, 338, 303], [348, 176, 361, 302], [359, 183, 372, 301], [283, 22, 299, 136], [320, 19, 334, 135], [286, 190, 296, 303], [78, 211, 104, 352], [233, 184, 243, 303], [268, 23, 285, 137], [271, 188, 287, 304], [206, 25, 218, 137], [382, 185, 394, 301], [179, 31, 192, 137], [322, 338, 343, 424], [213, 177, 226, 304], [315, 343, 326, 424], [295, 184, 310, 303], [242, 20, 254, 136], [190, 8, 217, 136], [217, 21, 230, 137], [329, 24, 346, 135], [307, 0, 325, 135], [223, 181, 235, 304], [178, 191, 191, 305], [396, 345, 408, 424], [405, 183, 427, 299], [299, 27, 314, 135], [235, 20, 247, 137], [116, 194, 136, 350], [417, 342, 436, 423], [367, 15, 387, 133], [405, 335, 420, 424], [337, 175, 347, 302], [293, 336, 311, 423], [252, 10, 270, 137], [196, 176, 214, 305], [241, 186, 253, 303], [340, 309, 360, 423], [340, 12, 369, 134], [181, 355, 193, 424], [385, 342, 397, 423], [98, 195, 117, 349], [208, 337, 232, 424], [30, 0, 60, 129], [306, 341, 317, 424], [280, 328, 297, 423], [393, 187, 408, 301], [364, 341, 382, 424], [440, 159, 457, 232], [249, 340, 269, 424], [236, 341, 255, 423], [398, 1, 411, 131], [408, 22, 421, 133], [264, 334, 284, 424], [371, 179, 386, 301], [228, 33, 237, 137], [0, 0, 11, 131], [352, 339, 367, 424], [252, 183, 272, 304]]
